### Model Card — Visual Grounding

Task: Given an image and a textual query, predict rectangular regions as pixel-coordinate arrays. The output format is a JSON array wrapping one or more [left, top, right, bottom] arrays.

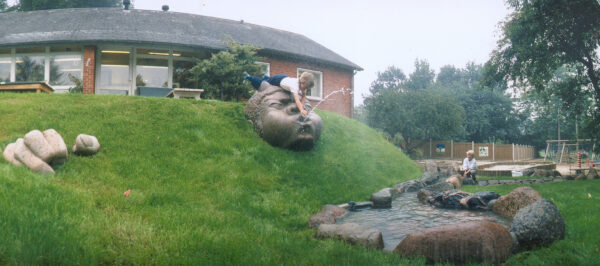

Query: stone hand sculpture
[[2, 129, 68, 174], [245, 81, 323, 151]]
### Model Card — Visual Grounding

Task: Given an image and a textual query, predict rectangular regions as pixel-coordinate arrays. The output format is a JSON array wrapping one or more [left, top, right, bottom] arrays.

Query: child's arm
[[293, 93, 307, 116]]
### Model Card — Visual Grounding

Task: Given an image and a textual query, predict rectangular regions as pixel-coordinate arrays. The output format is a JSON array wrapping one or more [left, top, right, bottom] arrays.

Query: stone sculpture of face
[[245, 81, 323, 151]]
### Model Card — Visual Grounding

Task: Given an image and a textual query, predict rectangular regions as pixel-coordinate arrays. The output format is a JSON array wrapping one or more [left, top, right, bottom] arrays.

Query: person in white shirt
[[462, 150, 478, 181], [245, 72, 315, 116]]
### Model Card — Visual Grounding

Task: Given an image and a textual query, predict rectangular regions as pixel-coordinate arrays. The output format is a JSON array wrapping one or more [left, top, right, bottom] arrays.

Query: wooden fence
[[413, 140, 535, 161]]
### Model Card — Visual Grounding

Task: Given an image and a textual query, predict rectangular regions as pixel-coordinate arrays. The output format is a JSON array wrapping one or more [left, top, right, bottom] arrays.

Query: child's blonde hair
[[299, 72, 315, 89], [466, 150, 474, 156]]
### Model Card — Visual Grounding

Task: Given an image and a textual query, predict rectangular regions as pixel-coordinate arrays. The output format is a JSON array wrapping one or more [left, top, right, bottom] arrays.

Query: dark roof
[[0, 8, 362, 71]]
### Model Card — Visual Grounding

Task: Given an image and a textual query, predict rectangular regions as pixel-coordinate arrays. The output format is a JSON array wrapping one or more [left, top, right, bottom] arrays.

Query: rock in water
[[395, 221, 513, 264], [370, 188, 392, 208], [308, 204, 346, 228], [429, 189, 471, 209], [317, 223, 384, 249], [493, 187, 542, 218], [510, 199, 566, 250]]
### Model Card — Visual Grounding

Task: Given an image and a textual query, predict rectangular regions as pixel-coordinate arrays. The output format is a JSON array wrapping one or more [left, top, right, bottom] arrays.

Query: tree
[[368, 65, 406, 95], [405, 59, 435, 91], [434, 63, 522, 143], [364, 64, 465, 154], [12, 0, 120, 11], [0, 0, 7, 11], [189, 41, 263, 101], [483, 0, 600, 137]]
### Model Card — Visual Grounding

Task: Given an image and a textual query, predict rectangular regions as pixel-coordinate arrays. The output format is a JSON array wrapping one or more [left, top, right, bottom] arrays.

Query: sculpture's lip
[[297, 124, 314, 136]]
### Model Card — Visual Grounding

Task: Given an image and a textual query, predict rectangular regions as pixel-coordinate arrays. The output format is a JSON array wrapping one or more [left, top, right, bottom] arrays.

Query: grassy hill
[[0, 93, 422, 264]]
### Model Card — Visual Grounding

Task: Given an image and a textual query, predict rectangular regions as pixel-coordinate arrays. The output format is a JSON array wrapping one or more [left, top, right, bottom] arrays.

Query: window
[[0, 50, 10, 82], [16, 55, 44, 82], [256, 62, 270, 76], [50, 54, 82, 86], [297, 68, 323, 98], [99, 50, 130, 93], [136, 58, 168, 87]]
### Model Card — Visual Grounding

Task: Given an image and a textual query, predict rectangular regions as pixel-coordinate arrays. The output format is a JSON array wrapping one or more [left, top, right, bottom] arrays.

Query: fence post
[[472, 141, 474, 152], [451, 139, 454, 160], [492, 142, 495, 161], [429, 139, 432, 159], [512, 143, 515, 161]]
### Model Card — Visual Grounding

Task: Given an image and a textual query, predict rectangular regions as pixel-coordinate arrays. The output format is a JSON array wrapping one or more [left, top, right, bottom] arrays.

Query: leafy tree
[[405, 59, 435, 91], [434, 63, 522, 143], [189, 41, 263, 101], [12, 0, 120, 11], [369, 65, 406, 95], [0, 0, 7, 11], [483, 0, 600, 137], [364, 63, 465, 154]]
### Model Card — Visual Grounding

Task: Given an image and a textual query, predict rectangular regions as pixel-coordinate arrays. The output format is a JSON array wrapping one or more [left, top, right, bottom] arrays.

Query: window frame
[[255, 61, 270, 76], [297, 68, 323, 99]]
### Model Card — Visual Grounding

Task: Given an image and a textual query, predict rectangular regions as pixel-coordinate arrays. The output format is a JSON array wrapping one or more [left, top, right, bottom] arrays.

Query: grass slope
[[0, 93, 422, 265]]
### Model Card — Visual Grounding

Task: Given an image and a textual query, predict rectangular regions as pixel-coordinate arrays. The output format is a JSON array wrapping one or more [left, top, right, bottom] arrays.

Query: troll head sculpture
[[245, 81, 323, 151]]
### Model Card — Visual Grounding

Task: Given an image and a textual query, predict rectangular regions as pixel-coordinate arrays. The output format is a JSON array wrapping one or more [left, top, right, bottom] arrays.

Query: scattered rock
[[424, 160, 438, 173], [417, 189, 434, 203], [420, 171, 439, 186], [474, 191, 501, 204], [308, 204, 347, 228], [522, 168, 535, 176], [396, 180, 424, 194], [317, 223, 384, 249], [395, 221, 513, 264], [459, 195, 488, 210], [13, 138, 54, 174], [371, 188, 392, 208], [445, 174, 462, 189], [492, 187, 542, 218], [429, 189, 471, 209], [2, 142, 21, 166], [510, 199, 566, 250], [423, 181, 454, 193], [73, 134, 100, 155]]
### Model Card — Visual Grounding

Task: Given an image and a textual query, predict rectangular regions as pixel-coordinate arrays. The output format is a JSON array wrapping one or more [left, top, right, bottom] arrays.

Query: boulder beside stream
[[395, 221, 513, 264]]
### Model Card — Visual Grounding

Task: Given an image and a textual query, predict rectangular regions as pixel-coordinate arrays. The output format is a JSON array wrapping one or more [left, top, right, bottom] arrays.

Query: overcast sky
[[132, 0, 512, 106]]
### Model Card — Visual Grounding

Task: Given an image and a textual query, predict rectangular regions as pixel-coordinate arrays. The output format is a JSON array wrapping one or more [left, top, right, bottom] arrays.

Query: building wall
[[83, 45, 96, 94], [263, 57, 353, 117]]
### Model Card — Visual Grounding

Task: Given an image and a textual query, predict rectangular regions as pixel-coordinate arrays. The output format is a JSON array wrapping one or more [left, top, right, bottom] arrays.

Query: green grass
[[0, 93, 423, 265], [462, 179, 600, 265], [477, 175, 554, 181], [1, 93, 598, 265]]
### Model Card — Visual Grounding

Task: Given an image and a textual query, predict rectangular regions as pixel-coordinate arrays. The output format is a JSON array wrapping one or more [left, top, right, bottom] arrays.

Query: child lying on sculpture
[[245, 72, 315, 116]]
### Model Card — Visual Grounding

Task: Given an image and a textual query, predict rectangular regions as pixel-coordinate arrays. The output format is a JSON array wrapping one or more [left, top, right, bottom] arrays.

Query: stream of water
[[337, 192, 512, 251]]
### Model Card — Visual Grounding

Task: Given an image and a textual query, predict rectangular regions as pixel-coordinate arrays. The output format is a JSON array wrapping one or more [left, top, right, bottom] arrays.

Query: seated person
[[462, 150, 477, 181]]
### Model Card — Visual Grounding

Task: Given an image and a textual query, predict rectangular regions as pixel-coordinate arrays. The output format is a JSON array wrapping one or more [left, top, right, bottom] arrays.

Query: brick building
[[0, 7, 361, 117]]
